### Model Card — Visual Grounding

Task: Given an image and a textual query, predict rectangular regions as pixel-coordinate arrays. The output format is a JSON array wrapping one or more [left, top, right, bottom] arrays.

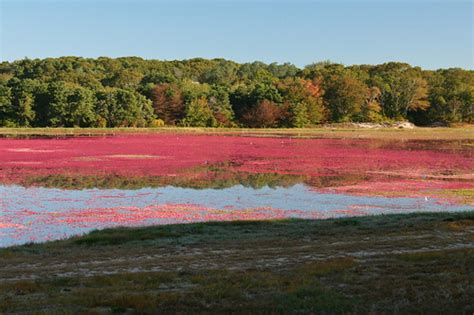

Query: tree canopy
[[0, 57, 472, 127]]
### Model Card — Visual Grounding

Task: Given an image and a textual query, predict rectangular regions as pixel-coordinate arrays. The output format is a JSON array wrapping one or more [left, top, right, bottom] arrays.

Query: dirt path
[[2, 225, 472, 282]]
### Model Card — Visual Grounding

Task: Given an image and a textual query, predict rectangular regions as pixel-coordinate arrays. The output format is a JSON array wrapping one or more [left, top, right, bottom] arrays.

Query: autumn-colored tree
[[230, 82, 282, 124], [357, 86, 383, 122], [402, 77, 430, 116], [242, 100, 282, 128], [278, 78, 325, 126], [149, 83, 185, 125]]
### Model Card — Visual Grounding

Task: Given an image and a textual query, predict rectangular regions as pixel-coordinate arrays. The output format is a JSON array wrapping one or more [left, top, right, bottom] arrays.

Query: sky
[[0, 0, 472, 69]]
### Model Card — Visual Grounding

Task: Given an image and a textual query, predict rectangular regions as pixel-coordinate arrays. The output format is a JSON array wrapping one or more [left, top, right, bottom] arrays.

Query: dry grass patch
[[297, 257, 357, 277], [444, 218, 474, 231], [104, 154, 163, 159], [1, 126, 473, 140]]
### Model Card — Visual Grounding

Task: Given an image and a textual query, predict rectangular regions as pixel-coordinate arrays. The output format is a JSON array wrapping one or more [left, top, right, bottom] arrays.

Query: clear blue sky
[[1, 0, 472, 69]]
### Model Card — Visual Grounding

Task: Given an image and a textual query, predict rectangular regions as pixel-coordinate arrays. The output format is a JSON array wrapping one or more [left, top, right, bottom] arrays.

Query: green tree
[[237, 62, 277, 83], [291, 102, 310, 127], [208, 86, 235, 127], [66, 87, 96, 127], [0, 57, 472, 127], [356, 86, 383, 122], [370, 63, 430, 120], [181, 97, 217, 127], [0, 85, 14, 126], [10, 79, 38, 126], [426, 69, 474, 123], [103, 69, 144, 89], [107, 89, 154, 127], [44, 81, 71, 127], [323, 73, 367, 122], [200, 60, 238, 86]]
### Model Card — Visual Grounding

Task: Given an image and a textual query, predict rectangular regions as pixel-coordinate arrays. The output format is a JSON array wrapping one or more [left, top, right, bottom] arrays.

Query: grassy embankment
[[1, 126, 474, 140], [1, 211, 473, 314]]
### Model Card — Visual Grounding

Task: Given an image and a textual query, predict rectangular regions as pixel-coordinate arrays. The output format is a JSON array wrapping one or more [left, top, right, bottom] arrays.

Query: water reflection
[[1, 134, 472, 247], [1, 184, 471, 247], [19, 172, 308, 190]]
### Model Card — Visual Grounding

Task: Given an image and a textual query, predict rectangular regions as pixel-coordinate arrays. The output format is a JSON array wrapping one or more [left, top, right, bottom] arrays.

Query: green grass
[[2, 211, 472, 251], [1, 212, 474, 314]]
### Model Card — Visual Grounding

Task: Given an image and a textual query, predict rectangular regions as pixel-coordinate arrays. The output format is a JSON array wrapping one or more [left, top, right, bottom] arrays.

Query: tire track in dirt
[[2, 230, 472, 282]]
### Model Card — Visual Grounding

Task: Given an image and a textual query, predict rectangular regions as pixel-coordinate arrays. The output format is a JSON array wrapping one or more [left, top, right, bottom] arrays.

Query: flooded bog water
[[1, 134, 473, 247], [1, 184, 472, 247]]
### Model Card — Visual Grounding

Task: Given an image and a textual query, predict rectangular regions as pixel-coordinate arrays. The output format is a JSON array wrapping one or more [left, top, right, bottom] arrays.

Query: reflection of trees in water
[[18, 169, 309, 190], [18, 171, 374, 191], [306, 174, 368, 189]]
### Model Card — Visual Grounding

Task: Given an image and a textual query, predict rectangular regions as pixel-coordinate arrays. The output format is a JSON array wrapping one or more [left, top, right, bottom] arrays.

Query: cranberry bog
[[1, 129, 474, 313], [0, 132, 473, 246]]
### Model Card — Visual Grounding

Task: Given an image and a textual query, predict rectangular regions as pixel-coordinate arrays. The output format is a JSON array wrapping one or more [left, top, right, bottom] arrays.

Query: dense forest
[[0, 57, 472, 128]]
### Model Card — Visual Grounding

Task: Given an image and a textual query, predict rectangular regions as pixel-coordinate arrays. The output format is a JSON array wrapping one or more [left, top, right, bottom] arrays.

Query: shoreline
[[1, 210, 473, 250], [1, 211, 473, 313], [1, 126, 474, 140]]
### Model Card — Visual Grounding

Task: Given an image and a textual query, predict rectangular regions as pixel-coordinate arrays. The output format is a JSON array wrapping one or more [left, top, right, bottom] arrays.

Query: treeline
[[0, 57, 472, 128]]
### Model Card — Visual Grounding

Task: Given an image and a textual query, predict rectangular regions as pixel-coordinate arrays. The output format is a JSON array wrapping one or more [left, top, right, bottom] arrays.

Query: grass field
[[1, 211, 473, 314], [1, 126, 474, 140]]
